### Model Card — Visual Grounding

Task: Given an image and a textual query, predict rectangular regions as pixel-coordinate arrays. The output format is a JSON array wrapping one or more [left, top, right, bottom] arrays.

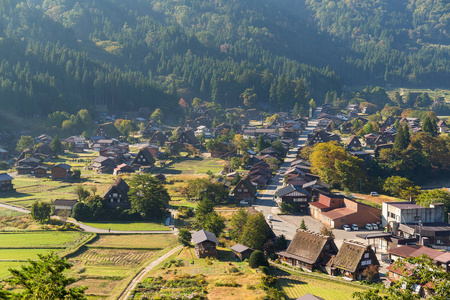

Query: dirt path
[[118, 245, 183, 300]]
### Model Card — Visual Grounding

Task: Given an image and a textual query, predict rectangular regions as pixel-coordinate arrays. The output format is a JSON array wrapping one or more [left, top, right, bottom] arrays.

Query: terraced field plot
[[278, 275, 368, 300], [0, 231, 93, 279], [67, 234, 178, 300]]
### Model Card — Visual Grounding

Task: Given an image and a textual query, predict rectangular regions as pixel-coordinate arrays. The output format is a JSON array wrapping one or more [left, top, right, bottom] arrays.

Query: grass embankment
[[131, 247, 266, 300], [67, 233, 178, 299]]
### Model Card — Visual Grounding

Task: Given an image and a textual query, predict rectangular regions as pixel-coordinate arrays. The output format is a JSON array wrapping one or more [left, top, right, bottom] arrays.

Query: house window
[[364, 253, 369, 258], [238, 189, 242, 192], [113, 193, 118, 197], [110, 199, 114, 203], [244, 189, 248, 192], [361, 259, 371, 266]]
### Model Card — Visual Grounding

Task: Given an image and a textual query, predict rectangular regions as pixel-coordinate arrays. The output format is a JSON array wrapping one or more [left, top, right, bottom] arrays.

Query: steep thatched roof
[[285, 230, 335, 264], [332, 240, 371, 272], [102, 177, 130, 199]]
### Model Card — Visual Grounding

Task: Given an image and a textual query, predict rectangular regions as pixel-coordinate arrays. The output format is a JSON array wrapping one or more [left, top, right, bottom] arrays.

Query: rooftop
[[388, 202, 423, 209]]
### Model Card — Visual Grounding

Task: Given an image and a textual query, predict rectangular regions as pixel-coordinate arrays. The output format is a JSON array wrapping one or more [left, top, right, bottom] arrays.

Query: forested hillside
[[0, 0, 449, 122]]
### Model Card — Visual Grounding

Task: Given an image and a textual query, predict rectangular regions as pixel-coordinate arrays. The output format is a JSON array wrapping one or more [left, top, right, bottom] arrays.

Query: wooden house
[[192, 229, 219, 258], [231, 244, 254, 261], [307, 129, 331, 146], [52, 199, 77, 214], [277, 230, 338, 272], [437, 120, 448, 133], [150, 131, 168, 144], [132, 147, 156, 169], [232, 176, 257, 202], [346, 135, 362, 150], [0, 173, 14, 192], [102, 177, 131, 209], [113, 164, 135, 175], [34, 166, 47, 178], [16, 157, 41, 174], [331, 241, 379, 280], [93, 122, 120, 138], [51, 164, 72, 181], [364, 133, 378, 147], [374, 143, 393, 158], [92, 156, 117, 173], [177, 129, 200, 146], [275, 184, 311, 213]]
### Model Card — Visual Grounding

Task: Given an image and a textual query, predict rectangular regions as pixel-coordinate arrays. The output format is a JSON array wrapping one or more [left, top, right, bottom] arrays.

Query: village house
[[331, 240, 379, 280], [102, 177, 131, 209], [232, 176, 258, 202], [275, 184, 311, 213], [192, 229, 219, 258], [387, 245, 450, 272], [382, 201, 450, 246], [16, 157, 41, 175], [309, 193, 381, 229], [301, 180, 331, 201], [113, 163, 135, 175], [34, 166, 47, 178], [437, 120, 448, 133], [92, 156, 117, 173], [0, 148, 8, 160], [277, 230, 338, 272], [132, 147, 156, 169], [346, 135, 362, 150], [51, 199, 78, 214], [0, 173, 14, 192], [306, 129, 331, 146], [93, 122, 121, 139], [231, 244, 254, 261], [385, 262, 431, 297], [374, 143, 393, 158], [177, 129, 200, 146], [63, 136, 87, 151], [50, 164, 72, 181], [364, 133, 378, 147]]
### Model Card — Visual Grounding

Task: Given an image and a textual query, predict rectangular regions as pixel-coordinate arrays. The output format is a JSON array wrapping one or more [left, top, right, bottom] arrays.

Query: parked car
[[365, 223, 373, 230], [371, 223, 378, 230], [343, 224, 351, 231], [239, 200, 249, 206], [370, 191, 379, 196], [352, 224, 359, 231]]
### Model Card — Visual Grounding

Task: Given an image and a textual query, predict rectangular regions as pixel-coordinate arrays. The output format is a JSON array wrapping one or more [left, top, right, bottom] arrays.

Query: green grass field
[[89, 234, 178, 249], [0, 232, 89, 248], [0, 231, 93, 279], [81, 221, 170, 231], [161, 157, 225, 175], [278, 276, 367, 300]]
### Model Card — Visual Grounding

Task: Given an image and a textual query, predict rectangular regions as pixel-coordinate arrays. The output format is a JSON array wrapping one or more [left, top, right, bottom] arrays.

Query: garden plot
[[66, 234, 178, 300]]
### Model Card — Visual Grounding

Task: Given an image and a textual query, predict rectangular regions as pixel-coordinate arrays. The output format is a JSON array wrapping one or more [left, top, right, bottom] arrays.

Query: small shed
[[192, 229, 219, 258], [231, 244, 254, 261], [34, 166, 47, 178], [52, 199, 77, 214]]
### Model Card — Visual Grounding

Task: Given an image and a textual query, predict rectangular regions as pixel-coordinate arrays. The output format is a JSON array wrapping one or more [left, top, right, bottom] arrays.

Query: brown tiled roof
[[332, 240, 370, 272], [285, 230, 335, 264], [321, 207, 355, 220], [388, 245, 448, 261]]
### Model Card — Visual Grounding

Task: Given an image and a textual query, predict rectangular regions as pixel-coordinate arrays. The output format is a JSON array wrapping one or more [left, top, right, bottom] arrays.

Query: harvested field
[[89, 234, 177, 249], [0, 232, 89, 248], [70, 278, 122, 298], [73, 248, 156, 267]]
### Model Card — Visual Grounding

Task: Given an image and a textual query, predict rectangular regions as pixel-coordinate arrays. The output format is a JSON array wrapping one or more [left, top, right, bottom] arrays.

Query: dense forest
[[0, 0, 448, 122]]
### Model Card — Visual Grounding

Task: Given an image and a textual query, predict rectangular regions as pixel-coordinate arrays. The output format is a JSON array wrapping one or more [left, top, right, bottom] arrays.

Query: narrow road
[[118, 245, 183, 300], [254, 108, 321, 239], [0, 202, 177, 234]]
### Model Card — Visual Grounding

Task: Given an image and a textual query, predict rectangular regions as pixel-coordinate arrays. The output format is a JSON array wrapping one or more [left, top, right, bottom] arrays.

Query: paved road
[[118, 245, 183, 300], [254, 108, 321, 239], [0, 202, 177, 234]]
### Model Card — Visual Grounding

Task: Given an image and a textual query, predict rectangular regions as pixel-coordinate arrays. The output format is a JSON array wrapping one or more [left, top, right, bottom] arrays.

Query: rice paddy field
[[81, 221, 170, 231], [67, 233, 178, 300], [0, 231, 94, 279]]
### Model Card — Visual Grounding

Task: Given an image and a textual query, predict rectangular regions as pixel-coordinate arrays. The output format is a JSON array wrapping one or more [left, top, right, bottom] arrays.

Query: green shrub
[[259, 266, 270, 275], [249, 250, 269, 269]]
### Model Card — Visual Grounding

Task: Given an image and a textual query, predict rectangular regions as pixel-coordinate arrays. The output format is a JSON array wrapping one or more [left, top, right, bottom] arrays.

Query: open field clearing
[[0, 174, 127, 209], [0, 207, 25, 217], [160, 157, 225, 175], [66, 233, 178, 299], [131, 247, 266, 300], [81, 221, 170, 231]]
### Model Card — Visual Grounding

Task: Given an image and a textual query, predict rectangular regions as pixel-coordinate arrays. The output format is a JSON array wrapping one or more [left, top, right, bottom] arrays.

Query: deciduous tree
[[30, 201, 51, 223]]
